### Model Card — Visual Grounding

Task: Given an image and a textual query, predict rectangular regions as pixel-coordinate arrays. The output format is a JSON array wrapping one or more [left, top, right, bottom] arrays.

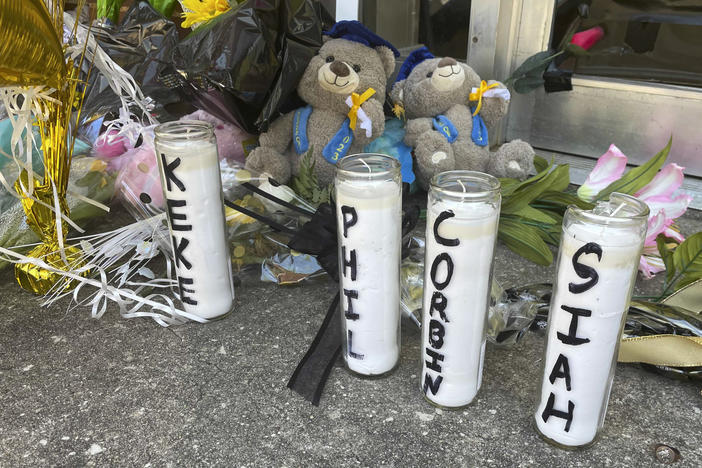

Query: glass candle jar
[[154, 121, 235, 320], [535, 192, 649, 448], [335, 153, 402, 377], [421, 171, 501, 408]]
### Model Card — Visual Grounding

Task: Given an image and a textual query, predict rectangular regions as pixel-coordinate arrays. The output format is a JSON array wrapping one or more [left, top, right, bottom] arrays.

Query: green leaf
[[290, 147, 332, 207], [672, 232, 702, 276], [510, 206, 557, 224], [149, 0, 178, 17], [658, 232, 702, 298], [97, 0, 124, 23], [513, 75, 545, 94], [502, 165, 570, 214], [656, 234, 677, 286], [536, 191, 594, 210], [533, 155, 549, 173], [500, 162, 554, 198], [499, 178, 522, 197], [498, 217, 553, 266], [594, 137, 672, 200], [506, 50, 563, 88], [564, 43, 589, 57], [532, 221, 562, 246]]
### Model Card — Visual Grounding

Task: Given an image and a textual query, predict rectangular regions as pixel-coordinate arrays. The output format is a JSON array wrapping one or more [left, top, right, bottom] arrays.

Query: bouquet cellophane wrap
[[165, 0, 334, 133]]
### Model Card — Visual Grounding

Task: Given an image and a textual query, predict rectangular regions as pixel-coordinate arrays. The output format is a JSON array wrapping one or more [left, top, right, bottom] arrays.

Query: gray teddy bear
[[391, 47, 535, 188], [245, 21, 399, 186]]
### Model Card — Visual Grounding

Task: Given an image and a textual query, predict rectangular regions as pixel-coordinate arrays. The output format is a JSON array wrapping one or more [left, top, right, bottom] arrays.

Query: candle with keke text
[[421, 171, 501, 408], [335, 153, 402, 376], [154, 121, 235, 320], [535, 193, 648, 448]]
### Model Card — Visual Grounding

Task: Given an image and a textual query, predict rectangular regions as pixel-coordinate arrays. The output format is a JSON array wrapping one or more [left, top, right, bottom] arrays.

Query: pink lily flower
[[635, 163, 692, 278], [638, 211, 670, 278], [578, 148, 692, 279], [635, 163, 693, 244], [577, 144, 628, 202], [639, 254, 666, 279]]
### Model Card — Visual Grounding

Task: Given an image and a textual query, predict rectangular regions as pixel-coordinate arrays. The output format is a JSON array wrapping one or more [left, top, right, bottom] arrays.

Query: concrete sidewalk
[[0, 209, 700, 467]]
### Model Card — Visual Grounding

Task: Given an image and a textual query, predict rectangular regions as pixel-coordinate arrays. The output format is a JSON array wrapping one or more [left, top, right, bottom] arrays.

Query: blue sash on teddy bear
[[293, 105, 353, 164], [432, 109, 489, 147]]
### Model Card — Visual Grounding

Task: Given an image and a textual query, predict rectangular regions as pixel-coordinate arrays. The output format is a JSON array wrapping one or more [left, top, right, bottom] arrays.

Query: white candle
[[154, 121, 235, 320], [535, 193, 649, 447], [421, 171, 501, 408], [335, 154, 402, 376]]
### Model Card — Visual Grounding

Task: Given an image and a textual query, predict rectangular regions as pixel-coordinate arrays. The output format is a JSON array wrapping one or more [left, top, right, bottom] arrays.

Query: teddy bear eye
[[426, 71, 433, 78], [326, 56, 335, 63], [353, 64, 361, 73]]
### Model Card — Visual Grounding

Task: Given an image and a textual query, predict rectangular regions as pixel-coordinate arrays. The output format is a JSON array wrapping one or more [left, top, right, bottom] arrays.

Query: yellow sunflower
[[180, 0, 232, 29]]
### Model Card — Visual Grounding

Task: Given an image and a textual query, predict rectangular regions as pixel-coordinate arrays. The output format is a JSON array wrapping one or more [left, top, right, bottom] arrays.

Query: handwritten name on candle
[[422, 210, 459, 396], [162, 153, 197, 306], [541, 242, 602, 432], [341, 205, 363, 360]]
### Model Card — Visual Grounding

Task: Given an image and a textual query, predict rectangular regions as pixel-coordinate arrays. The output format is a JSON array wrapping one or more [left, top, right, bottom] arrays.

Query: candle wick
[[360, 158, 372, 173], [457, 179, 466, 203], [611, 203, 625, 217]]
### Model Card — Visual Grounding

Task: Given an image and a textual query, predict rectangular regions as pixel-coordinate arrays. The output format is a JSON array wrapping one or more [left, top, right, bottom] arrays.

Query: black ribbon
[[225, 186, 420, 405], [287, 292, 342, 405]]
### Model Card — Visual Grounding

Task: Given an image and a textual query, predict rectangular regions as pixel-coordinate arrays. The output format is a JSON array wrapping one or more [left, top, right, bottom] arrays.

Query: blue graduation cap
[[395, 46, 435, 82], [324, 21, 400, 57]]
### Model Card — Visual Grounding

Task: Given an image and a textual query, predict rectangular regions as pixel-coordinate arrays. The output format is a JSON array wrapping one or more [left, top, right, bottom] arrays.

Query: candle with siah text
[[335, 153, 402, 376], [421, 171, 501, 408], [154, 121, 235, 320], [535, 193, 649, 448]]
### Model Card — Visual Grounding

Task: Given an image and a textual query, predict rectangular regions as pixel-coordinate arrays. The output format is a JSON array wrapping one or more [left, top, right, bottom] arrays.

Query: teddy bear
[[245, 21, 399, 186], [390, 47, 535, 188]]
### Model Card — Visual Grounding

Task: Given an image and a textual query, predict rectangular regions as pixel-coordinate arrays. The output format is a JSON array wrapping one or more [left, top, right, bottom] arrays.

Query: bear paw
[[487, 139, 535, 180], [415, 131, 456, 186], [431, 151, 449, 164], [245, 146, 292, 184]]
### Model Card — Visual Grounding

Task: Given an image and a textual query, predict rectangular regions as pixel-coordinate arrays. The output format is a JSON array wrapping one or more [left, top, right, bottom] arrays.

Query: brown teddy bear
[[245, 21, 399, 185], [391, 47, 535, 188]]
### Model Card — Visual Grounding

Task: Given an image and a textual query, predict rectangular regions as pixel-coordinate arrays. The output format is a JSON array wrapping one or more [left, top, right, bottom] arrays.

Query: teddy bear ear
[[322, 35, 331, 44], [375, 46, 397, 78]]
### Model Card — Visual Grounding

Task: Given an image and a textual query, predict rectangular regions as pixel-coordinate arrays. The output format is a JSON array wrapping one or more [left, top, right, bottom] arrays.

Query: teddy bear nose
[[438, 57, 457, 67], [330, 60, 350, 77]]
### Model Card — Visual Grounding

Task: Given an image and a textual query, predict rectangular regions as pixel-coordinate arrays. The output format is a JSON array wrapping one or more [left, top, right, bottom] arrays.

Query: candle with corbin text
[[421, 171, 501, 408], [335, 153, 402, 376], [535, 193, 648, 448], [154, 121, 235, 320]]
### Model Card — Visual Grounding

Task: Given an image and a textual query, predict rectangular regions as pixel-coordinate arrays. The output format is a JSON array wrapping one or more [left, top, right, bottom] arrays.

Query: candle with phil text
[[421, 171, 501, 407], [335, 153, 402, 376], [535, 193, 649, 448], [154, 121, 235, 320]]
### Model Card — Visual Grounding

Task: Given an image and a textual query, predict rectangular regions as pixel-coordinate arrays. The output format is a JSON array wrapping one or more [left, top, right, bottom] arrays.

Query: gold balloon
[[1, 1, 91, 294], [0, 0, 67, 89]]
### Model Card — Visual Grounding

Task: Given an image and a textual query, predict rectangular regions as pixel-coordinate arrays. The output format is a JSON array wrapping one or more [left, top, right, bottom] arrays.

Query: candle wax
[[536, 221, 642, 446], [336, 178, 402, 375], [158, 141, 235, 319], [422, 199, 499, 407]]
